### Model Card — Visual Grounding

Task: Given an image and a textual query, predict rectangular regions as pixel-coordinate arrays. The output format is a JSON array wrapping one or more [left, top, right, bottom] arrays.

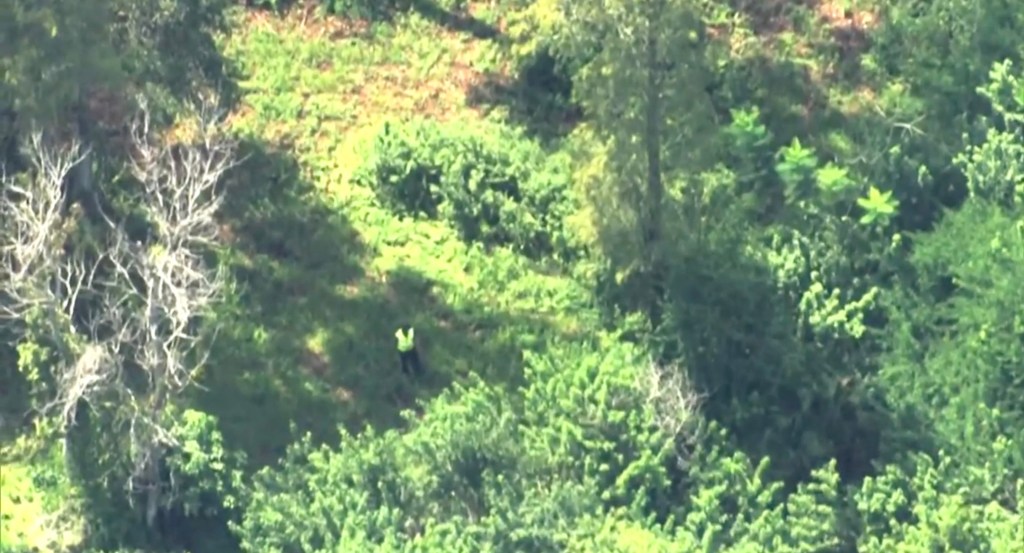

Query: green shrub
[[855, 448, 1023, 552], [233, 344, 1023, 552], [233, 338, 679, 551], [353, 118, 579, 260], [163, 409, 247, 521], [59, 407, 244, 551]]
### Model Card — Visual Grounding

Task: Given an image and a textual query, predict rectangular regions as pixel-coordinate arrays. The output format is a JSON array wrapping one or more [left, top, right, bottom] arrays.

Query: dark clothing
[[400, 349, 424, 377]]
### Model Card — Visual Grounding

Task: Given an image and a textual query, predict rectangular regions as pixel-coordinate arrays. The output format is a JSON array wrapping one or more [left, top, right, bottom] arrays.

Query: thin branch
[[1, 95, 237, 522], [636, 359, 704, 465]]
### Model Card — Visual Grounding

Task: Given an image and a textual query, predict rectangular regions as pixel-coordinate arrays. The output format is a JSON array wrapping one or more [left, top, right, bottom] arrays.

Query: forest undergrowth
[[1, 1, 1022, 552]]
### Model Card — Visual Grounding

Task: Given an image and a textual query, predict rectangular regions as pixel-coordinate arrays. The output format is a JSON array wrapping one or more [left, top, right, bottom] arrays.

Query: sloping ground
[[707, 0, 883, 134], [223, 7, 502, 143], [201, 6, 597, 467], [2, 3, 895, 550], [1, 7, 587, 551], [0, 463, 56, 549]]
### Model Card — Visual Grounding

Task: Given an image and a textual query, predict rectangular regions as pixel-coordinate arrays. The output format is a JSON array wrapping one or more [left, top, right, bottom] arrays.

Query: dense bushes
[[7, 2, 1024, 552], [233, 54, 1022, 553], [235, 338, 688, 551], [353, 118, 579, 260], [58, 407, 245, 551], [235, 337, 1023, 552]]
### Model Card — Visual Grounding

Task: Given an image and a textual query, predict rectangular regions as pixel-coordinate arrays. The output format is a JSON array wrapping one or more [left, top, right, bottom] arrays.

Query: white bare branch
[[0, 132, 93, 325], [636, 359, 704, 465], [1, 94, 237, 522], [112, 96, 236, 508], [128, 96, 234, 251]]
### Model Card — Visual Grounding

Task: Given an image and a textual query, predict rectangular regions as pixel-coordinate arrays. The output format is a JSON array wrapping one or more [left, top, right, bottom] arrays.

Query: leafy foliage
[[353, 118, 579, 259], [0, 0, 121, 124], [855, 448, 1023, 552], [880, 63, 1024, 490], [162, 409, 247, 521], [5, 2, 1024, 552], [235, 338, 676, 552]]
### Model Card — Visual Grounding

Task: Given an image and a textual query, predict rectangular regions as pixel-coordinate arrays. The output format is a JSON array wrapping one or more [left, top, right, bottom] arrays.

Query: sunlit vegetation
[[2, 1, 1022, 552]]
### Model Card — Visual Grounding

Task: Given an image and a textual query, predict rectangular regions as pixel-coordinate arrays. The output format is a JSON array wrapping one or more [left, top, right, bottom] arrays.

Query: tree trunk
[[643, 14, 666, 329], [70, 95, 114, 228], [144, 380, 168, 530], [0, 106, 21, 171]]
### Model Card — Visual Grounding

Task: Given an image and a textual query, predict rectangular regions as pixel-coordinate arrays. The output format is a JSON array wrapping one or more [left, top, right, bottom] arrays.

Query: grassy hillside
[[0, 1, 896, 547], [179, 6, 596, 468], [4, 0, 1023, 551], [3, 5, 587, 550]]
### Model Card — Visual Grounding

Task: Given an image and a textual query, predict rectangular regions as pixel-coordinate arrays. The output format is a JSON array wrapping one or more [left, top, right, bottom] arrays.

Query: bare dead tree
[[0, 95, 237, 528], [116, 97, 235, 525], [0, 133, 94, 326], [1, 132, 107, 433], [636, 359, 704, 466]]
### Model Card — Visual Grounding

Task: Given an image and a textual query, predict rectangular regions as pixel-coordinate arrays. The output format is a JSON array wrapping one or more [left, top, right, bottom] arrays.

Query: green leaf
[[857, 185, 900, 225]]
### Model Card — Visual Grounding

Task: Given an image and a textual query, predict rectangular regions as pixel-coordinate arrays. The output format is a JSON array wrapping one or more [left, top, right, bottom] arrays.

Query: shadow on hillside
[[252, 0, 504, 35], [261, 0, 410, 24], [315, 264, 534, 427], [198, 139, 370, 467], [724, 0, 873, 73], [199, 141, 554, 468], [408, 0, 501, 40], [658, 238, 900, 487], [0, 338, 27, 449], [712, 51, 831, 143], [466, 50, 582, 144]]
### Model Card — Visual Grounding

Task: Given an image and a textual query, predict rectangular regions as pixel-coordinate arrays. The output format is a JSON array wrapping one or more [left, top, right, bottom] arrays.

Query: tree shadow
[[404, 0, 582, 144], [241, 0, 402, 24], [712, 47, 967, 231], [79, 1, 244, 133], [408, 0, 501, 40], [313, 263, 539, 431], [242, 0, 504, 35], [655, 237, 896, 487], [713, 0, 985, 228], [671, 30, 972, 488], [466, 49, 583, 145], [198, 139, 565, 469], [711, 51, 833, 144], [196, 138, 370, 468], [0, 336, 28, 448]]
